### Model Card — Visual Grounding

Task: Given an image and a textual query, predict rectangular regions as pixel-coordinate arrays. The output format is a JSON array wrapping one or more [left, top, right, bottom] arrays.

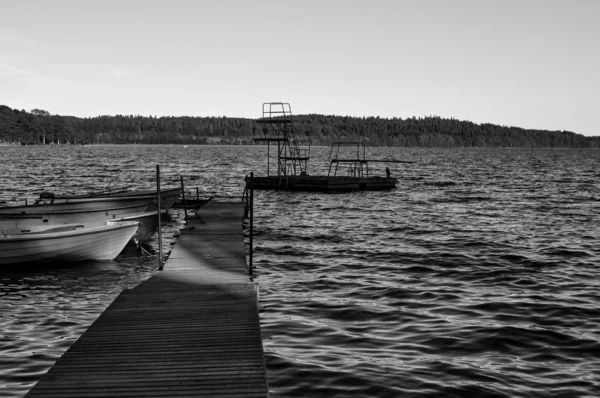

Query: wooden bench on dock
[[26, 201, 269, 398]]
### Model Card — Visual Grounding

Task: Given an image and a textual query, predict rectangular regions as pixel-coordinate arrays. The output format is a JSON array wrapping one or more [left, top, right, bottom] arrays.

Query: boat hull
[[1, 197, 157, 214], [40, 187, 182, 211], [116, 210, 165, 243], [0, 203, 150, 229], [55, 187, 181, 199], [0, 209, 163, 243], [0, 221, 140, 265]]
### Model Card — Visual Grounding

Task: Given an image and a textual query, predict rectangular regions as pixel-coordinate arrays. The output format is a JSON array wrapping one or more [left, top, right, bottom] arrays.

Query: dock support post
[[249, 172, 254, 275], [180, 175, 188, 224], [157, 165, 164, 271], [243, 177, 249, 219]]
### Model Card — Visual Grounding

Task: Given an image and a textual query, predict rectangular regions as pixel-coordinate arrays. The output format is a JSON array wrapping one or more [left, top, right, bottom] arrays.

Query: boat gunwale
[[118, 209, 166, 221], [49, 187, 182, 200], [0, 202, 153, 216], [0, 221, 140, 242]]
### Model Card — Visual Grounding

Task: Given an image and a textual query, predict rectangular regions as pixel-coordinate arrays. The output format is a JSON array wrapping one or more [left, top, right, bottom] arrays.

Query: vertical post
[[180, 175, 188, 224], [156, 165, 164, 271], [249, 172, 254, 275], [243, 175, 249, 219]]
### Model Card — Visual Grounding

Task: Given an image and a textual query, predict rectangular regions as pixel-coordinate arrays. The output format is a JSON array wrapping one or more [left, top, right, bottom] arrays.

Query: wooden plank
[[26, 201, 269, 398], [180, 222, 244, 235]]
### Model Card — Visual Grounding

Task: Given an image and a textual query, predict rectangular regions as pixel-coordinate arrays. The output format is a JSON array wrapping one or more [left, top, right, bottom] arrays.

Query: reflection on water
[[1, 145, 600, 397], [1, 258, 156, 396], [0, 205, 186, 397]]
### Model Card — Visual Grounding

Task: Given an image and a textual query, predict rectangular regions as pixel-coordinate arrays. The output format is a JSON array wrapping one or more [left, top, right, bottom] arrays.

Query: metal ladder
[[256, 102, 310, 176]]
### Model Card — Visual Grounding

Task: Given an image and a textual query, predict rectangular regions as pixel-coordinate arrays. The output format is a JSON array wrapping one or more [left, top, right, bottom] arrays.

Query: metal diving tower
[[253, 102, 311, 178]]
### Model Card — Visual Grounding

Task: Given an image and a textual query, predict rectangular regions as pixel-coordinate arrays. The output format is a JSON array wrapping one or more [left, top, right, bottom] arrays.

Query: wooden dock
[[26, 201, 269, 397]]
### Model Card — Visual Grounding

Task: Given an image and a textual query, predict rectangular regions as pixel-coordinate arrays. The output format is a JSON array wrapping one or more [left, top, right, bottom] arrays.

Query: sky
[[1, 0, 598, 136]]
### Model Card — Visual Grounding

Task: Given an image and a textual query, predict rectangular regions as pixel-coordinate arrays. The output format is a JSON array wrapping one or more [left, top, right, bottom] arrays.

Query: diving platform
[[252, 105, 400, 192]]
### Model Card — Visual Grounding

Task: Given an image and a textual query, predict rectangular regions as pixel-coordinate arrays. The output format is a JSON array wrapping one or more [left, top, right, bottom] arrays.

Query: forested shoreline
[[1, 105, 598, 148]]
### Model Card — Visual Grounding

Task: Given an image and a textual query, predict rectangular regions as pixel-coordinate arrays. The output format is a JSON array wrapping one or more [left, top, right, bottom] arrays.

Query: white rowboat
[[1, 208, 165, 243], [0, 221, 140, 265]]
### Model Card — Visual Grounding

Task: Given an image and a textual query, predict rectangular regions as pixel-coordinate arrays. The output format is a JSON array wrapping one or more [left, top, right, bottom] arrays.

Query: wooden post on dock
[[249, 172, 254, 275], [243, 177, 249, 219], [180, 175, 188, 224], [157, 165, 163, 270]]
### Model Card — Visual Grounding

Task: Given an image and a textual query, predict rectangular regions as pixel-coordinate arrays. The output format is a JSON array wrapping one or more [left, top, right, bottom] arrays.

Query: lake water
[[1, 145, 599, 397]]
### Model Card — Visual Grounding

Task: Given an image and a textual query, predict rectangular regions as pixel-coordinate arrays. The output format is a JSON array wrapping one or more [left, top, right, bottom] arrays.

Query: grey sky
[[1, 0, 598, 135]]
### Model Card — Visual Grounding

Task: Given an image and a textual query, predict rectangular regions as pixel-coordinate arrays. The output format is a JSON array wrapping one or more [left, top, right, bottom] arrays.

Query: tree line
[[1, 104, 598, 148]]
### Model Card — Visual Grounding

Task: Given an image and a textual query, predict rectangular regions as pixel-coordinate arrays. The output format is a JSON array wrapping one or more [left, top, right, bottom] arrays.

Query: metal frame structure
[[328, 141, 370, 177], [254, 103, 310, 177]]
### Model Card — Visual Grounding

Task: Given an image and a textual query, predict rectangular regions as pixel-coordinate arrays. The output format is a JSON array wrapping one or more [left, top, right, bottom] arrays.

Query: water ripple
[[1, 146, 600, 397]]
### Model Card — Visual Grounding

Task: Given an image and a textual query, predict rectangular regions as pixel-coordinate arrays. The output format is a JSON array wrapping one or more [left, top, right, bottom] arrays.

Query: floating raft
[[26, 201, 269, 398], [251, 175, 398, 192], [252, 105, 400, 193]]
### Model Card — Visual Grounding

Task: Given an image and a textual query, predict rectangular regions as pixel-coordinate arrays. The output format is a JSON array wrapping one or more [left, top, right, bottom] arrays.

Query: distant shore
[[1, 104, 598, 148]]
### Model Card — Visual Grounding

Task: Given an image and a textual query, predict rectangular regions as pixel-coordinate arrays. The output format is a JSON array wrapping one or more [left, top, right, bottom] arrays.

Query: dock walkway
[[26, 201, 269, 397]]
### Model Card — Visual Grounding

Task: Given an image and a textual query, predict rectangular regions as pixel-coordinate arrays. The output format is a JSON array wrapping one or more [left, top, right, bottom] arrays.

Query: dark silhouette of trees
[[30, 109, 51, 117], [0, 104, 597, 148]]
